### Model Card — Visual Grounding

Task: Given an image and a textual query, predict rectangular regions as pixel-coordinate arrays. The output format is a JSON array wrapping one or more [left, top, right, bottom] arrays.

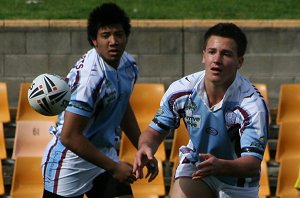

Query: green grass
[[1, 0, 300, 20]]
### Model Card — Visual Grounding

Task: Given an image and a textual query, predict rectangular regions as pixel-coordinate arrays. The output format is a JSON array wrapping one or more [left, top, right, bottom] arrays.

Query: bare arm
[[193, 153, 261, 179], [120, 104, 140, 149], [138, 126, 166, 154], [60, 111, 135, 183]]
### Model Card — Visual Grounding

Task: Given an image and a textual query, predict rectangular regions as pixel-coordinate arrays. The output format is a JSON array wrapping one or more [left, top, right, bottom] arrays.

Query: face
[[92, 24, 128, 68], [202, 35, 244, 88]]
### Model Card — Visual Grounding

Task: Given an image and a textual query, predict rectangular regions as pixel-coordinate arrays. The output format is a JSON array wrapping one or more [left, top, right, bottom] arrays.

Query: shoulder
[[168, 71, 204, 93], [120, 52, 138, 82], [67, 49, 105, 87], [122, 52, 137, 67], [72, 48, 99, 71], [163, 71, 204, 103], [235, 74, 269, 114]]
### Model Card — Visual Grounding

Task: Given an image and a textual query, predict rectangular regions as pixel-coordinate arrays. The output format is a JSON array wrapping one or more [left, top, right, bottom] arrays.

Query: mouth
[[108, 49, 120, 56], [211, 67, 222, 75]]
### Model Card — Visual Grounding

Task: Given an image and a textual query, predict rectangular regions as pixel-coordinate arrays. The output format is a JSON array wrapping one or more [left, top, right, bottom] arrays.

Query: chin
[[209, 75, 222, 82]]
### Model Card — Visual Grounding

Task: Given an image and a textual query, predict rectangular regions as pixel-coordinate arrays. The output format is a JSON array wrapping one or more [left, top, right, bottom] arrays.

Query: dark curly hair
[[87, 3, 131, 46], [203, 23, 248, 57]]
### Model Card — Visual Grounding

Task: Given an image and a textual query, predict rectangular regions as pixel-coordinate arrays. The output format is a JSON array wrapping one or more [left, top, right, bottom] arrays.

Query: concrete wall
[[1, 19, 300, 109]]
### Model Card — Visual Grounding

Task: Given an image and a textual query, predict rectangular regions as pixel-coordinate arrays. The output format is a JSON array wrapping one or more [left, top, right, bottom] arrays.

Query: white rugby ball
[[28, 73, 71, 116]]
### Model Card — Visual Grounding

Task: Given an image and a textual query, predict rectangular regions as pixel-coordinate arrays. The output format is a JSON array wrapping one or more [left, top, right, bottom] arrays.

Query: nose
[[109, 35, 118, 45], [213, 52, 222, 63]]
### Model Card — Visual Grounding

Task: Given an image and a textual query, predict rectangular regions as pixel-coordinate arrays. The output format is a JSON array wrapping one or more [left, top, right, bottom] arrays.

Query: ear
[[92, 39, 97, 47], [237, 57, 244, 69], [201, 50, 205, 64]]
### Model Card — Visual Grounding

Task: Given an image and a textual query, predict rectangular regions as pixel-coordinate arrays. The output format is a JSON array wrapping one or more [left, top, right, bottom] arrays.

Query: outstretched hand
[[133, 145, 159, 182]]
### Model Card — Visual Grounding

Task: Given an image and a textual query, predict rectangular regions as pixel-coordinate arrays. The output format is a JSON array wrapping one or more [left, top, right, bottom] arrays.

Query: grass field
[[1, 0, 300, 20]]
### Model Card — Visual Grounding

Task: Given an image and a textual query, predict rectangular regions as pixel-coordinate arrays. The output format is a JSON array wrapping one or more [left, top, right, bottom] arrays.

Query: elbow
[[246, 163, 261, 177], [60, 133, 72, 148], [248, 167, 260, 177], [239, 156, 262, 177]]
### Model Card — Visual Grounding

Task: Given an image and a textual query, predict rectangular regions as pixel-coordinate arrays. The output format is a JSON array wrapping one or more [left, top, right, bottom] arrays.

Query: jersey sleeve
[[149, 90, 179, 134], [149, 73, 200, 134], [65, 52, 103, 117], [239, 95, 269, 160]]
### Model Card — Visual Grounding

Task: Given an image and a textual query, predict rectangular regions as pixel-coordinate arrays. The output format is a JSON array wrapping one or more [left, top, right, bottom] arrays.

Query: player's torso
[[63, 49, 138, 147], [178, 72, 263, 160]]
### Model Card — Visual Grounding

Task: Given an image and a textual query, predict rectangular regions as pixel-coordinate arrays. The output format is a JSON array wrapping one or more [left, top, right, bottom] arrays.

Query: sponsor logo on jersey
[[185, 115, 201, 128], [103, 80, 117, 105], [186, 99, 197, 111], [205, 127, 219, 136], [184, 99, 200, 128]]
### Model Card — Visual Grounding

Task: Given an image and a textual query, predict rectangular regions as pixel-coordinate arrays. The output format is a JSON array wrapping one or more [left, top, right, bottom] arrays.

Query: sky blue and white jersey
[[52, 48, 138, 148], [150, 71, 269, 187], [43, 48, 138, 196]]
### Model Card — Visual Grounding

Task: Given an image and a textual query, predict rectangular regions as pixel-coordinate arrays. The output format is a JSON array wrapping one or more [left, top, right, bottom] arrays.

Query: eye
[[99, 32, 111, 39], [102, 34, 110, 39], [222, 51, 234, 57], [115, 31, 126, 38], [207, 49, 216, 55]]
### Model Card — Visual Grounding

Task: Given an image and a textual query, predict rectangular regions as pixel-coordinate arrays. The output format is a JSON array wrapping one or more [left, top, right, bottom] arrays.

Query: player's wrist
[[106, 161, 119, 174]]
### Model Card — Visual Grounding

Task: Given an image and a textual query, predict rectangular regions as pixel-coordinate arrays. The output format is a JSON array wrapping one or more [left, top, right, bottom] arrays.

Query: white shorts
[[42, 137, 119, 197], [175, 163, 259, 198]]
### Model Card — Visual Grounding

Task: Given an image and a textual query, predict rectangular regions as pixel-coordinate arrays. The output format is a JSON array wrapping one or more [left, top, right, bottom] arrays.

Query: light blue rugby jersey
[[150, 71, 269, 187], [53, 48, 138, 148]]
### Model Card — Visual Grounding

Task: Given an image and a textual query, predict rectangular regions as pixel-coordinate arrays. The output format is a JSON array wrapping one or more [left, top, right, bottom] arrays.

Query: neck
[[108, 61, 119, 69], [204, 81, 228, 108]]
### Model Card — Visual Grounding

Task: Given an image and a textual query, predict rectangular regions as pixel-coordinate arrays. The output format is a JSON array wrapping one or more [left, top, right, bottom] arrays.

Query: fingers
[[191, 168, 210, 180], [145, 159, 159, 182], [133, 146, 155, 179], [133, 152, 143, 169], [133, 152, 144, 179], [147, 167, 158, 182], [144, 156, 156, 182], [199, 153, 212, 161], [111, 161, 138, 184], [193, 153, 216, 179], [145, 161, 155, 178], [197, 153, 213, 169], [133, 157, 159, 183], [133, 163, 143, 179], [134, 162, 144, 179], [126, 173, 137, 184], [135, 166, 144, 179]]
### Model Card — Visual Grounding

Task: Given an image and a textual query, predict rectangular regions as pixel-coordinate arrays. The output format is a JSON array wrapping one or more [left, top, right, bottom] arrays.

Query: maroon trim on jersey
[[43, 138, 59, 187], [43, 137, 68, 194], [235, 106, 250, 134], [53, 147, 68, 194], [92, 77, 105, 103], [168, 91, 192, 115], [71, 71, 81, 93]]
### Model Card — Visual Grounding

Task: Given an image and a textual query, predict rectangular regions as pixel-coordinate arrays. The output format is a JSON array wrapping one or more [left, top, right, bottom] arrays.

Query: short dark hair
[[87, 3, 131, 46], [203, 23, 248, 57]]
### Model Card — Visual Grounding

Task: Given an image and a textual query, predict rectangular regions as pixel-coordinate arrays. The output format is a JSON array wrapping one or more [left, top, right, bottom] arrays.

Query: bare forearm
[[138, 127, 166, 153], [218, 156, 261, 177], [60, 111, 117, 171], [194, 154, 261, 179], [121, 104, 141, 149], [61, 133, 117, 171]]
